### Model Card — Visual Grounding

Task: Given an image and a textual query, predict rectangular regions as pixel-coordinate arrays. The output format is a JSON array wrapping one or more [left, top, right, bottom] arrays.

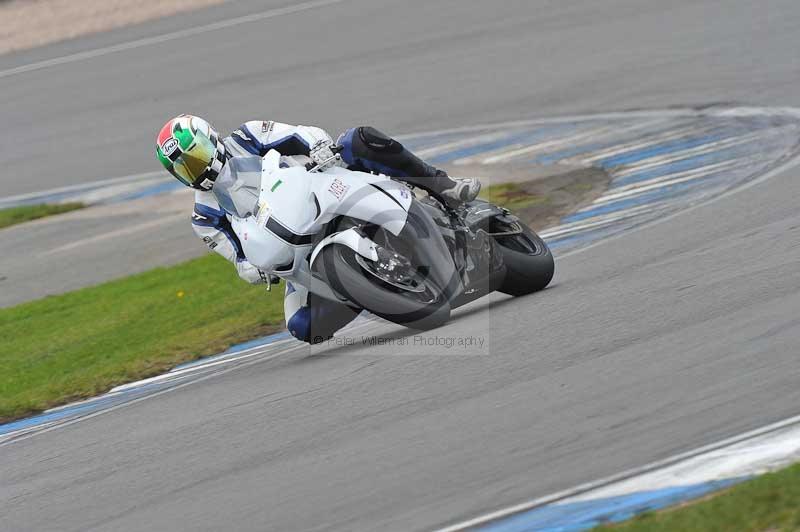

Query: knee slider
[[287, 306, 333, 344], [287, 307, 312, 343]]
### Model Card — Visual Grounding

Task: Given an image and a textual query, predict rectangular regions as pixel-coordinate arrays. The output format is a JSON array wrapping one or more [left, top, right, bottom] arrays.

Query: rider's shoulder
[[235, 120, 293, 137], [229, 120, 292, 146], [229, 120, 266, 140]]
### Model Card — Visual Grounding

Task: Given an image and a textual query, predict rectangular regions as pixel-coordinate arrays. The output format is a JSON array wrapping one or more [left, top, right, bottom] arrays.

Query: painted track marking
[[0, 0, 344, 80], [436, 414, 800, 531]]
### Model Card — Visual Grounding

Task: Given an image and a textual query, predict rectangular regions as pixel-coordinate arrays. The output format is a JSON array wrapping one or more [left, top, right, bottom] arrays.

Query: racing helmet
[[156, 115, 227, 190]]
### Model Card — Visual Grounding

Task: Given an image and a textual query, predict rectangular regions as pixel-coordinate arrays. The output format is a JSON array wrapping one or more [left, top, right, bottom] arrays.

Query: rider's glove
[[237, 260, 269, 284], [309, 139, 345, 171]]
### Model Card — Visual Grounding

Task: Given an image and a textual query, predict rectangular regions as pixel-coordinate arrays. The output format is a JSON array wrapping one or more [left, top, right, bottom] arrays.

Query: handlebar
[[305, 145, 344, 172]]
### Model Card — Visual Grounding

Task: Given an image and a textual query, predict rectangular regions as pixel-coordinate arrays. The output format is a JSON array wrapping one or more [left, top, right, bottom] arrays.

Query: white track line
[[39, 213, 186, 256], [0, 0, 344, 79], [540, 204, 660, 239], [572, 423, 800, 502], [604, 158, 744, 195], [396, 110, 702, 141], [611, 131, 763, 169], [0, 346, 296, 445], [0, 316, 385, 445], [573, 123, 712, 164], [0, 171, 164, 206], [398, 106, 800, 142], [415, 131, 518, 159], [109, 338, 297, 393], [476, 125, 620, 164], [436, 413, 800, 531], [588, 159, 746, 206], [471, 118, 675, 165], [556, 146, 800, 260], [611, 127, 791, 176], [590, 174, 720, 207]]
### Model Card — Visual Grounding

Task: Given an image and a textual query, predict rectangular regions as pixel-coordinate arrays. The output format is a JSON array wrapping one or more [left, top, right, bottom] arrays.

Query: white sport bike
[[214, 147, 554, 330]]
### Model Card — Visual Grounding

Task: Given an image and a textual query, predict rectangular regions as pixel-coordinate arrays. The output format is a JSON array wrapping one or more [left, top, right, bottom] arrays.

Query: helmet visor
[[171, 132, 217, 186]]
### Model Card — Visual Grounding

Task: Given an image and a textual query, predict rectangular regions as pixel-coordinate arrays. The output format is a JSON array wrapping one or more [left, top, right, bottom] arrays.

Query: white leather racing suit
[[191, 121, 456, 343], [191, 120, 358, 343], [191, 120, 331, 283]]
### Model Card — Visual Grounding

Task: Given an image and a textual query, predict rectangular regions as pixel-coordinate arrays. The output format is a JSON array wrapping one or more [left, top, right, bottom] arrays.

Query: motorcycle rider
[[156, 114, 480, 343]]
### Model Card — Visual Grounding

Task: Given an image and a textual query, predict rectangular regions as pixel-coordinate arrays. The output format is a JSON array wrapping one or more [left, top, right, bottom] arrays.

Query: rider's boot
[[435, 170, 482, 207]]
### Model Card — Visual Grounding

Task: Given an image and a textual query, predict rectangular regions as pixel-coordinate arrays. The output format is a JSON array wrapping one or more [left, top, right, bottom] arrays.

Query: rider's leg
[[337, 126, 480, 206], [284, 281, 361, 344]]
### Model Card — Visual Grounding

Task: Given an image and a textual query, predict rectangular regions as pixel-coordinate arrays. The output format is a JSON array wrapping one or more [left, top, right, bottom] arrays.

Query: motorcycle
[[213, 148, 554, 330]]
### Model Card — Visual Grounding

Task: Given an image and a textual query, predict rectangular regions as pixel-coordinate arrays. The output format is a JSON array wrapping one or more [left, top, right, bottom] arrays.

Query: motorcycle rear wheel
[[494, 223, 554, 296]]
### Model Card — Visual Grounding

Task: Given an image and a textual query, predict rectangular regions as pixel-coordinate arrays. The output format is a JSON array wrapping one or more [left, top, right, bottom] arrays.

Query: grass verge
[[596, 462, 800, 531], [478, 167, 611, 229], [0, 202, 85, 230], [0, 253, 284, 423], [481, 182, 550, 211]]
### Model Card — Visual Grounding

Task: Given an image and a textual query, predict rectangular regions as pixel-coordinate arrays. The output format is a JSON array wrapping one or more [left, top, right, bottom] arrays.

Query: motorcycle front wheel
[[315, 244, 451, 331]]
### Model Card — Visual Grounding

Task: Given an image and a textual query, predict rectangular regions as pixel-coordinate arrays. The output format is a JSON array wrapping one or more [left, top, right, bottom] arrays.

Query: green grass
[[0, 202, 85, 230], [0, 253, 285, 422], [596, 462, 800, 531], [480, 182, 548, 211]]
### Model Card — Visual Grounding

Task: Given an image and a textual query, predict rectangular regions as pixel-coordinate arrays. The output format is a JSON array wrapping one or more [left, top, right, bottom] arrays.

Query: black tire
[[495, 224, 554, 296], [316, 244, 451, 330]]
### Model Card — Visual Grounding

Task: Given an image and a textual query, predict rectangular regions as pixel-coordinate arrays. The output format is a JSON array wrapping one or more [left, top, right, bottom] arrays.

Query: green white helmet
[[156, 114, 227, 190]]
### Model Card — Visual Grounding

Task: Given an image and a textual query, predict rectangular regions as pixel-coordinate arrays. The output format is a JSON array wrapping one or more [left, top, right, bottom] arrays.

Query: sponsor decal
[[270, 179, 283, 192], [161, 137, 179, 156], [400, 188, 410, 199], [328, 177, 350, 201], [202, 236, 218, 249], [256, 199, 272, 226], [157, 121, 177, 147], [262, 121, 273, 134]]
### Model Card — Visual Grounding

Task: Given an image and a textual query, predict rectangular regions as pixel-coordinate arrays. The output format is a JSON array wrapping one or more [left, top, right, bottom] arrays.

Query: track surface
[[3, 1, 800, 531], [2, 0, 799, 197]]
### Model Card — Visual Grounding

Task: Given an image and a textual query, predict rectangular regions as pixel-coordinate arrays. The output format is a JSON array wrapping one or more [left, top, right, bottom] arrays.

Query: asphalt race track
[[2, 0, 800, 197], [3, 1, 800, 531]]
